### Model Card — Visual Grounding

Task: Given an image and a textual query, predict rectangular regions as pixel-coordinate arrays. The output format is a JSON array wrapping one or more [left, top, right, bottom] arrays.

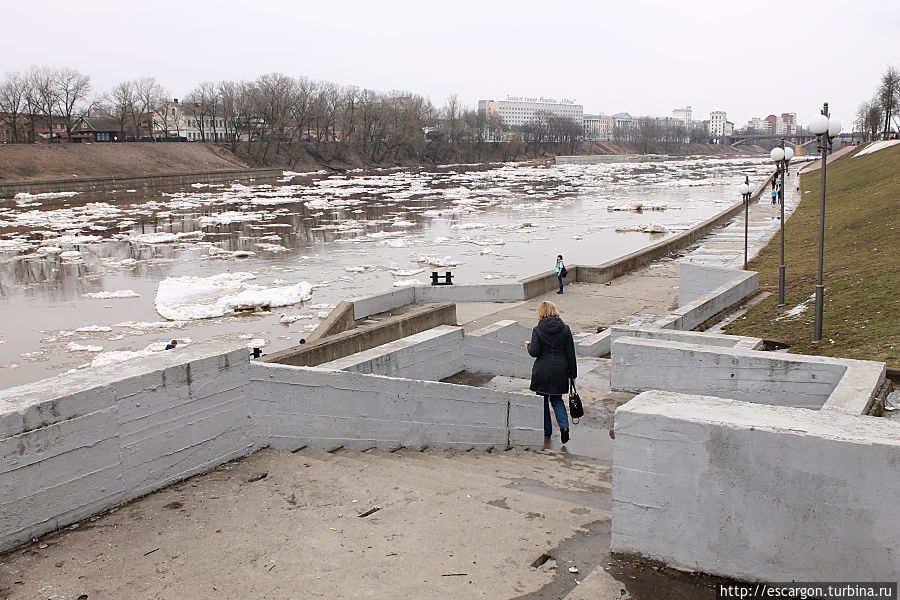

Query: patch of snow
[[854, 140, 899, 157]]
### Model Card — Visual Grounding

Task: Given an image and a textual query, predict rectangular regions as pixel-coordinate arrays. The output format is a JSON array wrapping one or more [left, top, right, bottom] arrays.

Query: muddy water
[[0, 157, 772, 390]]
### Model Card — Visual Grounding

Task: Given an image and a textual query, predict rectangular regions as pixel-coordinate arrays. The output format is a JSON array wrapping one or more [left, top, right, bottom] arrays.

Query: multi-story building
[[709, 111, 728, 138], [478, 96, 583, 128], [583, 114, 617, 141], [747, 116, 770, 134], [153, 99, 244, 142], [672, 106, 692, 124]]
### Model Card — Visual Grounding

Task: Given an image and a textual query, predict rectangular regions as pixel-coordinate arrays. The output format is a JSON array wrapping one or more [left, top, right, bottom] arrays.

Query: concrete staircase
[[0, 444, 617, 600]]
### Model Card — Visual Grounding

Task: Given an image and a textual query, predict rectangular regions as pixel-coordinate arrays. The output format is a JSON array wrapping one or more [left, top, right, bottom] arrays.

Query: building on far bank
[[672, 106, 692, 124], [583, 114, 617, 141], [478, 96, 583, 128], [70, 117, 124, 143], [709, 110, 734, 141]]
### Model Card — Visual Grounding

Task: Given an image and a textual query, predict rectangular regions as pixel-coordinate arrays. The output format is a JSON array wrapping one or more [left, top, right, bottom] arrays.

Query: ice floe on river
[[155, 272, 314, 320]]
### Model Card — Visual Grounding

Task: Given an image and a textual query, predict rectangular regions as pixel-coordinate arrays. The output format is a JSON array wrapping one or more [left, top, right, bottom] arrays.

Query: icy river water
[[0, 156, 774, 390]]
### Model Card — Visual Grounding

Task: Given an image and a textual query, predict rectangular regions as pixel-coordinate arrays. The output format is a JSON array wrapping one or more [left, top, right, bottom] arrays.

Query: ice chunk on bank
[[155, 272, 313, 320]]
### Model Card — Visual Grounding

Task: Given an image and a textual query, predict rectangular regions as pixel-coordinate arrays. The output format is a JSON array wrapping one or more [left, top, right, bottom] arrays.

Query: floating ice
[[130, 231, 204, 244], [416, 255, 462, 267], [389, 268, 426, 277], [256, 243, 288, 252], [393, 278, 424, 287], [82, 290, 140, 299], [615, 223, 668, 233], [66, 342, 104, 352], [155, 272, 313, 320], [59, 250, 83, 260], [14, 191, 79, 200], [114, 320, 186, 331], [197, 211, 263, 226], [74, 325, 114, 333]]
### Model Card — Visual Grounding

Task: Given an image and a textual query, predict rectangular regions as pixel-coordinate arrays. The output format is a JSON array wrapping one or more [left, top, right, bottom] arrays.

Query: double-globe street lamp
[[770, 140, 795, 306], [738, 176, 753, 270], [808, 102, 841, 343]]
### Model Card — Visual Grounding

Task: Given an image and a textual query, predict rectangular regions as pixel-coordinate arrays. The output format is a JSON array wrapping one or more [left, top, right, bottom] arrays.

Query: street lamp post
[[738, 176, 753, 270], [770, 140, 795, 306], [808, 103, 841, 343]]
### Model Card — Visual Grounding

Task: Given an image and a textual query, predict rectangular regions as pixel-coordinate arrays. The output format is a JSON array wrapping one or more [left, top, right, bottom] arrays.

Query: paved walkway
[[457, 170, 801, 337]]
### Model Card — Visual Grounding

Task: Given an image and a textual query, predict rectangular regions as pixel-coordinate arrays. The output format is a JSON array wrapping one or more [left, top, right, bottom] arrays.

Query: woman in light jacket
[[526, 300, 577, 444]]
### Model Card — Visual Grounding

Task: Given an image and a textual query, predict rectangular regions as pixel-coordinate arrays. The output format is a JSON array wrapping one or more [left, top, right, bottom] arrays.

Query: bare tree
[[54, 67, 93, 139], [108, 80, 137, 138], [30, 67, 61, 141], [877, 65, 899, 139], [134, 77, 167, 138], [0, 71, 30, 142], [855, 99, 883, 142]]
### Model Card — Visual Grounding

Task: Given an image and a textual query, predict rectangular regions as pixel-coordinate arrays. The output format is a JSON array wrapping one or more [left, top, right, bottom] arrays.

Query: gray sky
[[2, 0, 898, 129]]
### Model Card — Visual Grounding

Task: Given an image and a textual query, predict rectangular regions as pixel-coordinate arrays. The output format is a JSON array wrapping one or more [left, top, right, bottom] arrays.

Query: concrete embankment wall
[[251, 362, 540, 452], [612, 390, 900, 583], [611, 337, 885, 413], [0, 168, 284, 198], [0, 344, 253, 553], [0, 338, 542, 552], [261, 303, 457, 367]]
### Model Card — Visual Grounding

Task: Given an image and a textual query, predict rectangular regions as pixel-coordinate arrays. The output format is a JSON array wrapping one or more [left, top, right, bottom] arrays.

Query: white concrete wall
[[414, 283, 524, 303], [0, 344, 253, 553], [612, 391, 900, 582], [351, 287, 416, 320], [468, 320, 532, 346], [658, 270, 758, 331], [250, 363, 543, 451], [611, 337, 884, 412], [611, 337, 843, 410], [609, 326, 762, 350], [318, 325, 464, 381], [463, 334, 533, 380], [679, 263, 747, 306]]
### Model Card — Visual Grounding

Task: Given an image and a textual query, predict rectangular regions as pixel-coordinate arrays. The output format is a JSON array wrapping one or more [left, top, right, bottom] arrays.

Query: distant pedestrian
[[771, 189, 777, 205], [555, 255, 567, 294], [526, 301, 577, 444], [165, 339, 178, 350]]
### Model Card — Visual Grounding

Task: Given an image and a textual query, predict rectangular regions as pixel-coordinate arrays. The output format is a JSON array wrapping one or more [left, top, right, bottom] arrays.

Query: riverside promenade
[[0, 181, 799, 600]]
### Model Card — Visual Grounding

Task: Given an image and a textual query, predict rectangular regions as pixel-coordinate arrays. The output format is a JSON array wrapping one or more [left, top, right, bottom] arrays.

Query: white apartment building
[[672, 106, 692, 124], [478, 96, 583, 128], [153, 100, 244, 142], [709, 111, 728, 137]]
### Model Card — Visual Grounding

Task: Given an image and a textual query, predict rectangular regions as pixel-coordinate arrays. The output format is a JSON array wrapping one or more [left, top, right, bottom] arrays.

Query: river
[[0, 156, 774, 390]]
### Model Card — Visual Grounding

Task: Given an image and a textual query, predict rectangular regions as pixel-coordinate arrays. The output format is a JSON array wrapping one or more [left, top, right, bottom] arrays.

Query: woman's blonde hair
[[536, 300, 560, 320]]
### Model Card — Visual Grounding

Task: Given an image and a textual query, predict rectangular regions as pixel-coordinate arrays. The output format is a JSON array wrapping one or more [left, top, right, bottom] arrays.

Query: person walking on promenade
[[555, 255, 566, 294], [526, 300, 577, 444]]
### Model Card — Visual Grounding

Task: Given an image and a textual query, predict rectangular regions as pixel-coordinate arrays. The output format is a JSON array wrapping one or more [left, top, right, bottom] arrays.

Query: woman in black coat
[[526, 300, 577, 444]]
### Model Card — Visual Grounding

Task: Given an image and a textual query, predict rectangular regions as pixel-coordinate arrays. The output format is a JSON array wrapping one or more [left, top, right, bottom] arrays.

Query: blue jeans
[[543, 395, 569, 436], [557, 274, 564, 293]]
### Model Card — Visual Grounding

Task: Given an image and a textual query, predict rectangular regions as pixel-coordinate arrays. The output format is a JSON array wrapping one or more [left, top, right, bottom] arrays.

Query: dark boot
[[560, 428, 570, 444]]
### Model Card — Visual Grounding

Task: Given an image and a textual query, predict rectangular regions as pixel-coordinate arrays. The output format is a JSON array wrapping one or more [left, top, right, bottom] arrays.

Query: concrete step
[[293, 447, 609, 522]]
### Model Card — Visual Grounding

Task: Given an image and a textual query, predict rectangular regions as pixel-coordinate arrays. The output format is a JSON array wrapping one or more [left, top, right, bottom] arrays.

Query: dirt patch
[[0, 142, 247, 183]]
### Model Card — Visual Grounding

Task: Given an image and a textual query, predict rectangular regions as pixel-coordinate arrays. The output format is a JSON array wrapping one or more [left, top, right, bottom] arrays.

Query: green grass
[[723, 144, 899, 368]]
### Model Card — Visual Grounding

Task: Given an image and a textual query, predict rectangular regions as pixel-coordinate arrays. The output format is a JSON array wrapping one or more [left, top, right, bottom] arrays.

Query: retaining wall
[[319, 325, 465, 381], [0, 168, 284, 198], [306, 301, 355, 342], [250, 363, 541, 452], [679, 263, 749, 306], [612, 391, 900, 582], [261, 303, 456, 367], [608, 326, 762, 350], [0, 344, 253, 553], [656, 270, 758, 331], [611, 337, 885, 412], [0, 337, 544, 552]]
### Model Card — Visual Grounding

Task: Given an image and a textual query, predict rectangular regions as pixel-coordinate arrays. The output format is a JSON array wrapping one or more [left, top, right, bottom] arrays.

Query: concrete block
[[468, 320, 532, 346], [414, 283, 524, 303], [611, 337, 847, 410], [576, 330, 611, 357], [612, 390, 900, 582], [609, 326, 762, 350], [679, 263, 747, 306]]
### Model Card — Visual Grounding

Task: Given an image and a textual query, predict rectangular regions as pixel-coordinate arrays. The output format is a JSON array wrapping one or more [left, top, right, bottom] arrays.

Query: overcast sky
[[2, 0, 897, 129]]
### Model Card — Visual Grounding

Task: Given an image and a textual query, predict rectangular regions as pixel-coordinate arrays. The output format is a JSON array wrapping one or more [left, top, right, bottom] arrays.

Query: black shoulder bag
[[568, 379, 584, 423]]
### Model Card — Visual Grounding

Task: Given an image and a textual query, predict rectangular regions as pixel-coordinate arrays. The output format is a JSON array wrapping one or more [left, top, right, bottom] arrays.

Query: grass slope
[[724, 144, 899, 368]]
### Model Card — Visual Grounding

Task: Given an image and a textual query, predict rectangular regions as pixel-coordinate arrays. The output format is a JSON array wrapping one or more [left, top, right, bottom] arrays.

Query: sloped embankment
[[0, 142, 248, 183], [724, 143, 899, 367]]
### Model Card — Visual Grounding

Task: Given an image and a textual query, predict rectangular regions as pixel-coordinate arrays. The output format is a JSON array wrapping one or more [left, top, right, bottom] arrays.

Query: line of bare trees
[[0, 66, 93, 142], [854, 65, 899, 142]]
